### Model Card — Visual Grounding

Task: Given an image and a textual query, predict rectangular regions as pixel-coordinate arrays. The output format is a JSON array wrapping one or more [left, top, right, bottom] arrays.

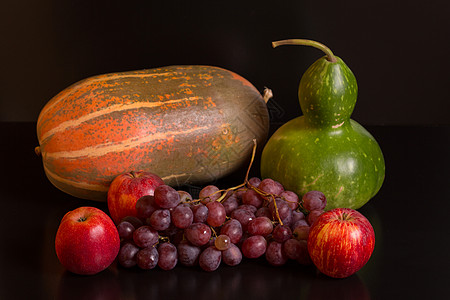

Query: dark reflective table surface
[[1, 122, 449, 299]]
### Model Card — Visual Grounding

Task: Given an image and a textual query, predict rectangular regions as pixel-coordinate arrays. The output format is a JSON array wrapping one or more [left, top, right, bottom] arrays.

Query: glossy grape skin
[[293, 225, 310, 240], [265, 241, 288, 266], [291, 219, 309, 230], [307, 210, 324, 226], [242, 189, 264, 208], [220, 219, 243, 244], [280, 190, 299, 210], [302, 190, 327, 212], [255, 207, 272, 218], [214, 234, 231, 251], [269, 199, 292, 219], [230, 209, 254, 231], [206, 236, 217, 248], [272, 225, 292, 243], [282, 238, 302, 260], [258, 178, 284, 195], [148, 209, 171, 231], [247, 217, 274, 236], [206, 201, 226, 227], [248, 177, 261, 188], [121, 216, 143, 229], [238, 204, 258, 214], [178, 190, 193, 202], [296, 240, 312, 265], [199, 246, 222, 272], [171, 204, 194, 229], [157, 242, 178, 270], [185, 223, 212, 246], [117, 220, 135, 241], [241, 235, 267, 259], [199, 185, 220, 204], [154, 185, 181, 209], [282, 213, 293, 227], [222, 195, 240, 216], [191, 203, 208, 223], [118, 242, 139, 268], [269, 198, 292, 225], [291, 210, 306, 224], [222, 189, 235, 200], [136, 246, 159, 270], [177, 240, 201, 267], [222, 244, 242, 266], [268, 199, 293, 226], [133, 226, 159, 248], [234, 188, 246, 200], [136, 195, 159, 220], [117, 183, 327, 272]]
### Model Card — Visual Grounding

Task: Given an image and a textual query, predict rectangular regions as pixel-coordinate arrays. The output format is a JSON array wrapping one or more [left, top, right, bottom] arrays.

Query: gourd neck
[[299, 56, 357, 128], [272, 38, 358, 129]]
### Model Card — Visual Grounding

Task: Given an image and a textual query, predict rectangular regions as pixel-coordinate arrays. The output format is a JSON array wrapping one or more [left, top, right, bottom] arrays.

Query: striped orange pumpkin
[[36, 65, 270, 201]]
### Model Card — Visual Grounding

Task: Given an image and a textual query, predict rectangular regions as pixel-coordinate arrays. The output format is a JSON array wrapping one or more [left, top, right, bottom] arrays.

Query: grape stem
[[158, 236, 170, 243], [199, 139, 302, 225], [241, 139, 284, 225], [244, 139, 258, 182], [248, 186, 283, 226], [272, 39, 338, 63], [210, 226, 218, 238], [183, 199, 202, 205]]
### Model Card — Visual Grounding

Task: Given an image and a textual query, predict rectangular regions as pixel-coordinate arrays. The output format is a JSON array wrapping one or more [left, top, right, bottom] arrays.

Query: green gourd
[[261, 39, 385, 210]]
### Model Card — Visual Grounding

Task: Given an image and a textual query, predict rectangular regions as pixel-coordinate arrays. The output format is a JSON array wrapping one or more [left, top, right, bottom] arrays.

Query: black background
[[1, 0, 449, 124]]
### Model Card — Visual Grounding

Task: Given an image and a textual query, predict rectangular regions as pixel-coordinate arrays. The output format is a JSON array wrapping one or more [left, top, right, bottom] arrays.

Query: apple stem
[[130, 171, 136, 178], [340, 212, 351, 221], [272, 39, 338, 63], [77, 217, 87, 222]]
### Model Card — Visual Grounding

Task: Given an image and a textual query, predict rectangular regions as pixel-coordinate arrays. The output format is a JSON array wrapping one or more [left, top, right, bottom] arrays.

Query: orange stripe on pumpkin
[[38, 71, 175, 123], [39, 96, 203, 142], [44, 125, 210, 160]]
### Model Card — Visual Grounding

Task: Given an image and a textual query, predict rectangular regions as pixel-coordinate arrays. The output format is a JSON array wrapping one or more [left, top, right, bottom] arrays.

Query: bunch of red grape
[[116, 178, 327, 272]]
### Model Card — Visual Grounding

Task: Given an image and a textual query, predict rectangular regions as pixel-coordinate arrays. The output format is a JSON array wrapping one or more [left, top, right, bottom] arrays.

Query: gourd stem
[[272, 39, 338, 63]]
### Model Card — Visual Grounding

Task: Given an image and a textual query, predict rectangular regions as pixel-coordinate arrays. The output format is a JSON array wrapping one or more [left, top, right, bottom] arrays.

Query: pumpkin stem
[[272, 39, 338, 63], [262, 87, 273, 104], [35, 146, 41, 156]]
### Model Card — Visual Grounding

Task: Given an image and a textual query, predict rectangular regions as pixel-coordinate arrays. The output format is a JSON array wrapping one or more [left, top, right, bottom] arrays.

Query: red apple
[[107, 171, 164, 224], [307, 208, 375, 278], [55, 206, 120, 275]]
